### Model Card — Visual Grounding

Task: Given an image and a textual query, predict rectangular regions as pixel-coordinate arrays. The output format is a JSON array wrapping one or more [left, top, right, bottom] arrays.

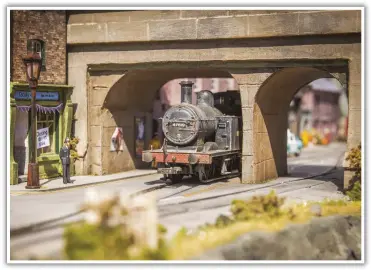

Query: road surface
[[9, 142, 346, 260]]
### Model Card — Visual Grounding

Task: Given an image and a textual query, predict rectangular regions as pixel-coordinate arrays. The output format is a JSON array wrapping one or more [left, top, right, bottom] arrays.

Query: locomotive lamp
[[179, 81, 194, 104], [23, 52, 42, 189]]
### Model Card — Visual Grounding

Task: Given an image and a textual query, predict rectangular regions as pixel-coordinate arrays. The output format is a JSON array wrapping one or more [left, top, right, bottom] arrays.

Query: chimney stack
[[179, 81, 194, 104]]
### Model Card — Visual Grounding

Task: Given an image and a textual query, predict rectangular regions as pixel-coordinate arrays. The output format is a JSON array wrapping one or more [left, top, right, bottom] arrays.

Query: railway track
[[156, 150, 345, 218], [10, 150, 345, 238]]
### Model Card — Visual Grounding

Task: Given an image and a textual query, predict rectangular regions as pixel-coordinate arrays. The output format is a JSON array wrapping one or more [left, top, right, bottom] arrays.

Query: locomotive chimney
[[179, 81, 194, 104]]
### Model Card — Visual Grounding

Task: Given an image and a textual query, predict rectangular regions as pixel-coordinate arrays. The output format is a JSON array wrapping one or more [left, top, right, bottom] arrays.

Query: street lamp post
[[23, 52, 42, 189]]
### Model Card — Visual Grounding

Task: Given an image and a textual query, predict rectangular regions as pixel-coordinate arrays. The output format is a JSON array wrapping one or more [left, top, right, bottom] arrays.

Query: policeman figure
[[60, 138, 72, 184]]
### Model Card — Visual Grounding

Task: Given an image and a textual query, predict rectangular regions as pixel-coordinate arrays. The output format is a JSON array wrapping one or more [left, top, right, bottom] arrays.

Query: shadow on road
[[10, 210, 84, 238], [287, 164, 344, 191]]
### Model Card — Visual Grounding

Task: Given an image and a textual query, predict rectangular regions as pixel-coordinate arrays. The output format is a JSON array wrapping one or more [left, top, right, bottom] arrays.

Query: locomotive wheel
[[165, 175, 183, 185], [198, 164, 216, 183]]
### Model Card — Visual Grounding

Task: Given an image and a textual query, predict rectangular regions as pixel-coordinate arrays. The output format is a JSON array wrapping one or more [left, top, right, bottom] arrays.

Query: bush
[[346, 144, 361, 179], [346, 180, 362, 201], [231, 190, 286, 221], [62, 190, 362, 261], [63, 190, 170, 260], [64, 223, 169, 260], [345, 144, 361, 201], [69, 137, 80, 162]]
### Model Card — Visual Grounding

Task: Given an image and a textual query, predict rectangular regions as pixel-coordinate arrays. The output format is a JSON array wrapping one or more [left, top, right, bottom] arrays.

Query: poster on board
[[135, 117, 145, 158], [110, 127, 124, 152], [37, 127, 50, 149]]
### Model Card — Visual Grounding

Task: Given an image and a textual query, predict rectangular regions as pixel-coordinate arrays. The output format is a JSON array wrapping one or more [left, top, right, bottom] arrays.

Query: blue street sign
[[14, 91, 59, 101]]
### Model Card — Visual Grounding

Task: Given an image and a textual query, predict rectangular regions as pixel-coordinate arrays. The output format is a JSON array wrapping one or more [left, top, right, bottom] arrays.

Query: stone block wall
[[231, 68, 279, 183], [67, 10, 361, 44], [67, 10, 361, 188]]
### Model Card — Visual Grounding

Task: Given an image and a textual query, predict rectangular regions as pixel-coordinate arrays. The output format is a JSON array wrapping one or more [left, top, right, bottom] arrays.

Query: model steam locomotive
[[142, 81, 241, 184]]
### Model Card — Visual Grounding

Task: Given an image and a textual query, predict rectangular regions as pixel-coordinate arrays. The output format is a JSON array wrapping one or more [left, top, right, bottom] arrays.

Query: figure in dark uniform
[[60, 138, 72, 184]]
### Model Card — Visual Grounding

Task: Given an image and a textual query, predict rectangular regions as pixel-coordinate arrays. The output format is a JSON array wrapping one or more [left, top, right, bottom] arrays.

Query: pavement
[[9, 142, 348, 260], [10, 169, 159, 194]]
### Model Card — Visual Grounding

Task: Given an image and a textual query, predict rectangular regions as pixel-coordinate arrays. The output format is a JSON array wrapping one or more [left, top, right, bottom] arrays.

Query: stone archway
[[87, 67, 242, 176], [251, 67, 346, 183]]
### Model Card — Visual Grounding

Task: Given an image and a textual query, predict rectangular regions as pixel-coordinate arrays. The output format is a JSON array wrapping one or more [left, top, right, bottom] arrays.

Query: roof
[[309, 78, 344, 93]]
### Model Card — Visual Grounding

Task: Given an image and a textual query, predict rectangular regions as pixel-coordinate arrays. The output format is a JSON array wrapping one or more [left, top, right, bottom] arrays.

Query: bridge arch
[[88, 67, 241, 175], [251, 67, 345, 182]]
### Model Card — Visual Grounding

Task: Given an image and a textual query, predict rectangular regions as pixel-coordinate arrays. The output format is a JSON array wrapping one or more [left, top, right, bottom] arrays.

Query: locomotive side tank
[[142, 81, 241, 185]]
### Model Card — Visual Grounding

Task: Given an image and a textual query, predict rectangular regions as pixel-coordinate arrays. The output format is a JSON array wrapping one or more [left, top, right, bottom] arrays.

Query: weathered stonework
[[106, 22, 148, 42], [248, 13, 299, 37], [66, 10, 362, 188], [298, 11, 360, 35], [197, 17, 248, 39], [67, 10, 361, 44], [149, 19, 197, 41], [181, 10, 228, 18]]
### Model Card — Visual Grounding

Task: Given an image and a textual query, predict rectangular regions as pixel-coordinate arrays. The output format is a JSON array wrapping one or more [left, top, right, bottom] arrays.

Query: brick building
[[9, 10, 74, 185], [288, 78, 346, 141], [11, 10, 67, 84]]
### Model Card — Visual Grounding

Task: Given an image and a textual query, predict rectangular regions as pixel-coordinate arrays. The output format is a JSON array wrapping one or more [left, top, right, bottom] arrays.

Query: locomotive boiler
[[142, 81, 241, 184]]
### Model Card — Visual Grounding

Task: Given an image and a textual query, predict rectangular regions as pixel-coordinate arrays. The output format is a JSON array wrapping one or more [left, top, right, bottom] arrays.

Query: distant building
[[289, 78, 347, 141]]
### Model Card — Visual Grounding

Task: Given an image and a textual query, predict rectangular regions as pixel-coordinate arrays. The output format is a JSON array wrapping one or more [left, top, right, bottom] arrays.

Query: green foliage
[[64, 222, 169, 260], [346, 180, 362, 201], [64, 223, 135, 260], [319, 199, 347, 206], [62, 190, 362, 261], [63, 190, 170, 260], [345, 144, 362, 201], [193, 191, 291, 235], [231, 190, 286, 221], [346, 144, 361, 179], [215, 214, 234, 228], [69, 137, 80, 162]]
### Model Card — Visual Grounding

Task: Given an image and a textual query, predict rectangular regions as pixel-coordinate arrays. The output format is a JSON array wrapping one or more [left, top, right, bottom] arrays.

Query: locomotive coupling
[[188, 153, 199, 164]]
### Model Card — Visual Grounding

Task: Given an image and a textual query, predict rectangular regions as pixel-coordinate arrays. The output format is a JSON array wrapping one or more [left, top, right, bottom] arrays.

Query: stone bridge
[[67, 10, 362, 188]]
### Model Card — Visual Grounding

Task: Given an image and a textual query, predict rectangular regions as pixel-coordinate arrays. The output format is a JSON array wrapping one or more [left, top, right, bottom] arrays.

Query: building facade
[[10, 10, 74, 185], [288, 78, 346, 142]]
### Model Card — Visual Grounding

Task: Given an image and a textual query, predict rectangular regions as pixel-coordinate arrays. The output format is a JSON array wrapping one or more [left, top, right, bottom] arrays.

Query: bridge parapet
[[67, 10, 361, 44]]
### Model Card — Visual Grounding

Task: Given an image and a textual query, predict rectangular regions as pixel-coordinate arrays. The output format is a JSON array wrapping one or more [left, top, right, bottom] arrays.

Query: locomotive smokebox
[[179, 81, 194, 104]]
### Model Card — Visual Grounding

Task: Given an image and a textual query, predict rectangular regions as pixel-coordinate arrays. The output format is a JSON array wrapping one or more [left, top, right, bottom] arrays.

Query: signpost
[[37, 127, 50, 149]]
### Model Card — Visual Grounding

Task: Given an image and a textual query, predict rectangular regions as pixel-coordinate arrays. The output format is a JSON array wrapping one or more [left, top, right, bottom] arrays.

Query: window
[[27, 39, 46, 70], [314, 94, 320, 105], [36, 111, 59, 156]]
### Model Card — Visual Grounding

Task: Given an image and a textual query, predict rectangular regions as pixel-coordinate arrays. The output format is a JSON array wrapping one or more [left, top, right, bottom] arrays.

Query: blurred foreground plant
[[168, 191, 360, 260], [345, 144, 361, 201], [63, 189, 361, 261], [63, 189, 170, 260]]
